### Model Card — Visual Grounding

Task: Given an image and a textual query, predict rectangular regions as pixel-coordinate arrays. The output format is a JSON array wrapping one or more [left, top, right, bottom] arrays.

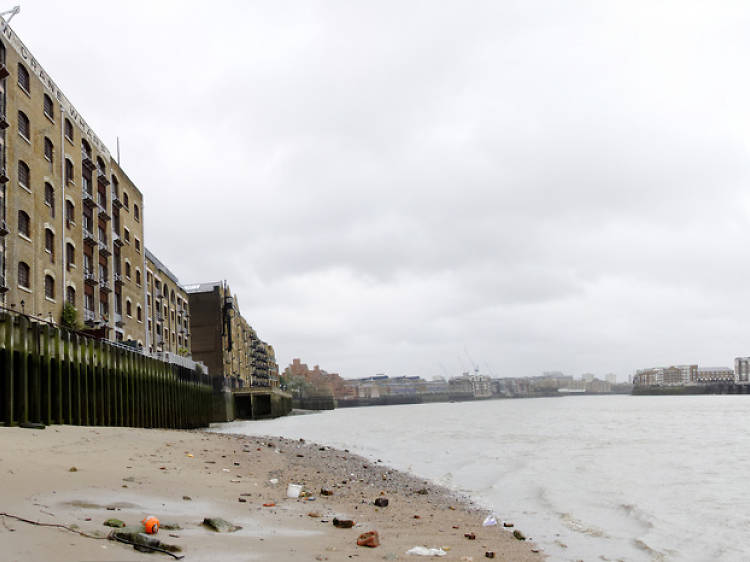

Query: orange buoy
[[142, 515, 159, 535]]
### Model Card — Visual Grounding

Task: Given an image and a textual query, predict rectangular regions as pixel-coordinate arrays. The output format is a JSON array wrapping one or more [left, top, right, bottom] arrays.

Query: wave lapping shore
[[0, 426, 542, 561]]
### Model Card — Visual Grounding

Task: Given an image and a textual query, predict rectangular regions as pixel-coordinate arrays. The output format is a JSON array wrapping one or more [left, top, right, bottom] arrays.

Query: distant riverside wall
[[0, 313, 213, 429], [632, 384, 750, 396]]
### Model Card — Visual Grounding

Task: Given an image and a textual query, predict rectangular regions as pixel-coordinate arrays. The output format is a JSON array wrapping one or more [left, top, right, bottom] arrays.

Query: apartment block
[[145, 248, 191, 356], [185, 281, 279, 388], [0, 22, 147, 344]]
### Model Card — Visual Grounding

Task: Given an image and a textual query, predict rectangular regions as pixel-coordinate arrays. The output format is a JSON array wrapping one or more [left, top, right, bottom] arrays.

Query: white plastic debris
[[269, 478, 279, 485], [482, 514, 498, 527], [406, 546, 447, 556], [286, 483, 303, 498]]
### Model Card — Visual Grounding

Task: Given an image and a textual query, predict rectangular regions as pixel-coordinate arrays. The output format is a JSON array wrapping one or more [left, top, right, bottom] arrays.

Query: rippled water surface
[[214, 395, 750, 561]]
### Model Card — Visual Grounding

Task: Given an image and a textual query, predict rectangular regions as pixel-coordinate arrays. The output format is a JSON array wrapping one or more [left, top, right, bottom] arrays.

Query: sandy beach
[[0, 425, 543, 561]]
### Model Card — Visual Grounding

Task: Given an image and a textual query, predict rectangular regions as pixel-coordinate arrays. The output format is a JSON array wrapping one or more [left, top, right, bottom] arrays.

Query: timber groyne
[[0, 313, 213, 429]]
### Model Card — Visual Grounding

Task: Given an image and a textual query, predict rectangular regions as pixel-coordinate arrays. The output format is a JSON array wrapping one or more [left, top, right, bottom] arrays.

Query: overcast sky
[[13, 1, 750, 380]]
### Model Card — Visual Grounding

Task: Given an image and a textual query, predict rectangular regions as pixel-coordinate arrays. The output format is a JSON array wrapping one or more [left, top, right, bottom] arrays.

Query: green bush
[[60, 302, 79, 331]]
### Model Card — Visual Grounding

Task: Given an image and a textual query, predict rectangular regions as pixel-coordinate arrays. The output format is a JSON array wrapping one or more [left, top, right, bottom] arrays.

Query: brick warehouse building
[[0, 20, 149, 345]]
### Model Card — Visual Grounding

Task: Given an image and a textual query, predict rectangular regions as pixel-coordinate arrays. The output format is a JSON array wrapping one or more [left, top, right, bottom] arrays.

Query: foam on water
[[213, 395, 750, 561]]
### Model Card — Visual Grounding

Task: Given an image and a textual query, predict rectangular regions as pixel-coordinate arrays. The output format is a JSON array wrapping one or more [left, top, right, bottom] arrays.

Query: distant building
[[695, 367, 734, 383], [185, 281, 278, 389], [633, 365, 698, 386], [736, 357, 750, 384], [605, 373, 617, 384]]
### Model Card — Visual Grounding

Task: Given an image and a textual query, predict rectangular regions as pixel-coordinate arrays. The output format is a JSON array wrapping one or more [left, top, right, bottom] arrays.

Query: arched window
[[17, 62, 29, 92], [81, 139, 91, 158], [65, 200, 74, 225], [125, 261, 131, 278], [123, 192, 129, 208], [136, 269, 141, 286], [17, 261, 29, 288], [96, 156, 105, 174], [17, 160, 29, 188], [111, 175, 119, 197], [126, 300, 132, 317], [45, 229, 54, 260], [64, 159, 73, 184], [17, 110, 29, 139], [170, 290, 175, 304], [43, 94, 54, 119], [17, 210, 29, 237], [136, 305, 142, 322], [133, 203, 140, 221], [44, 137, 53, 163], [66, 286, 75, 306], [44, 183, 54, 217], [66, 242, 75, 267], [64, 118, 73, 140], [44, 275, 55, 299]]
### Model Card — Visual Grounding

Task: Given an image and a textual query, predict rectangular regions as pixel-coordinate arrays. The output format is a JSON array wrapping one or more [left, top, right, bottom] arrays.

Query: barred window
[[17, 110, 29, 139], [45, 183, 55, 217], [45, 275, 55, 299], [17, 261, 29, 288], [44, 137, 53, 162], [17, 62, 29, 92], [17, 210, 29, 237], [64, 159, 73, 184], [17, 160, 29, 188], [66, 242, 75, 267], [43, 94, 54, 119]]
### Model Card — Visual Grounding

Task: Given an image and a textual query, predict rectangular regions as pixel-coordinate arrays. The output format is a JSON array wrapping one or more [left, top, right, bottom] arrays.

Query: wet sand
[[0, 425, 543, 561]]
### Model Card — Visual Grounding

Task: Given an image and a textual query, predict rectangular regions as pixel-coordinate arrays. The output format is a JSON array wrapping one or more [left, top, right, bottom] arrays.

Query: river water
[[213, 395, 750, 561]]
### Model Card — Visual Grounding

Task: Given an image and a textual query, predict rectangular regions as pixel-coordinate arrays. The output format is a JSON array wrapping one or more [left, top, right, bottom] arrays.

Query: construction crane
[[0, 6, 20, 23], [464, 346, 480, 376]]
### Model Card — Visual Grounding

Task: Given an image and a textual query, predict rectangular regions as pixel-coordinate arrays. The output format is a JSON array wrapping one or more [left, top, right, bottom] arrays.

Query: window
[[125, 262, 131, 278], [17, 160, 29, 188], [44, 275, 55, 300], [17, 210, 29, 237], [66, 243, 75, 268], [17, 261, 29, 288], [64, 118, 73, 141], [126, 300, 132, 317], [135, 238, 140, 253], [136, 269, 141, 286], [45, 228, 54, 261], [43, 94, 54, 120], [99, 299, 108, 317], [96, 157, 105, 174], [44, 137, 54, 163], [17, 110, 29, 139], [17, 62, 29, 93], [136, 305, 142, 322], [123, 192, 129, 208], [133, 203, 140, 221], [65, 200, 74, 225], [124, 228, 130, 243], [64, 159, 73, 184], [44, 183, 54, 217], [66, 286, 75, 306]]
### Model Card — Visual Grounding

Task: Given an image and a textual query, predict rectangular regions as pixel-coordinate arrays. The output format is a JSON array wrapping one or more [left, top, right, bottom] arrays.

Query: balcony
[[114, 272, 123, 286], [0, 219, 8, 236], [112, 231, 123, 247], [84, 270, 98, 285], [100, 279, 112, 293], [0, 112, 8, 130], [112, 193, 123, 209], [83, 228, 96, 246], [0, 63, 9, 80], [82, 190, 96, 208], [0, 168, 8, 183], [98, 240, 111, 257], [84, 309, 96, 324], [97, 170, 110, 186], [97, 204, 110, 221], [82, 153, 96, 171]]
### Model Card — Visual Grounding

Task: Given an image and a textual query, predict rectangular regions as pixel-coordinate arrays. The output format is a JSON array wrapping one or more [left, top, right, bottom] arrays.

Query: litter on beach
[[482, 514, 498, 527], [406, 546, 448, 556], [287, 483, 303, 498]]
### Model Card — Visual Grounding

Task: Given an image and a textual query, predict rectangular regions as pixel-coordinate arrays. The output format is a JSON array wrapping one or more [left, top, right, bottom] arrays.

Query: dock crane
[[0, 6, 20, 23]]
